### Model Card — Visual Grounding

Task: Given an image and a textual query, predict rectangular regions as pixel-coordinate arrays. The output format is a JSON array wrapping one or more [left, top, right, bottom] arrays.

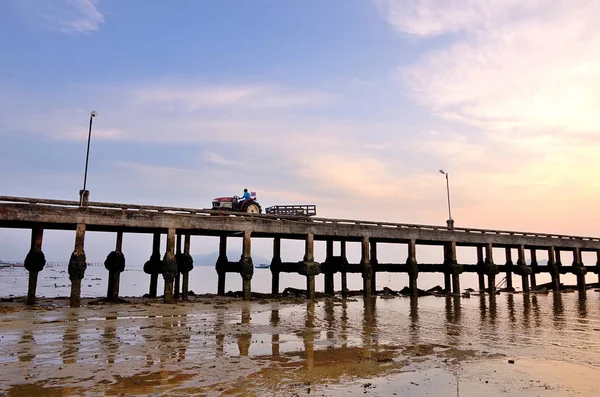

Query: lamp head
[[439, 169, 446, 175], [90, 110, 98, 117]]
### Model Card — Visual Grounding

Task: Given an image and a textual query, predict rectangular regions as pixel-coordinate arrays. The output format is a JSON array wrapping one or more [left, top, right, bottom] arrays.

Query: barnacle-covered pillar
[[177, 234, 194, 301], [216, 235, 228, 296], [270, 237, 282, 294], [361, 236, 372, 297], [548, 247, 560, 292], [476, 246, 486, 291], [443, 241, 461, 294], [162, 228, 178, 303], [174, 234, 182, 300], [323, 240, 335, 295], [340, 241, 348, 298], [24, 226, 46, 306], [370, 240, 378, 293], [299, 232, 320, 299], [572, 247, 587, 296], [143, 233, 162, 298], [240, 231, 254, 300], [69, 223, 87, 308], [529, 248, 538, 287], [505, 247, 514, 290], [485, 243, 499, 294], [516, 245, 531, 293], [104, 231, 125, 303], [407, 239, 418, 297]]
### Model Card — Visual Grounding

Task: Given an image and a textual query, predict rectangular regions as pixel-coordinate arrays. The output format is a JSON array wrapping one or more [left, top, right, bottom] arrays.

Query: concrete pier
[[2, 195, 600, 303]]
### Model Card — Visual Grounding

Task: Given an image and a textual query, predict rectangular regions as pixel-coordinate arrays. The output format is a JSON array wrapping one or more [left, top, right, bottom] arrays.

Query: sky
[[1, 0, 600, 268]]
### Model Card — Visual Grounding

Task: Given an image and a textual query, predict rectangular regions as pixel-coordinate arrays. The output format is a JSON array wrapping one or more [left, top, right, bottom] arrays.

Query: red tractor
[[211, 191, 262, 213]]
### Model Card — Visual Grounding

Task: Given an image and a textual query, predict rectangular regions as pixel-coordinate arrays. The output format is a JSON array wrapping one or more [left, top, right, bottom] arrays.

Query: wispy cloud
[[132, 83, 334, 111], [17, 0, 104, 33], [378, 0, 600, 142]]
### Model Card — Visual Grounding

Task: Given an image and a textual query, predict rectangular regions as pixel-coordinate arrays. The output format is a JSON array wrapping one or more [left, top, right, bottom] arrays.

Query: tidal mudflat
[[1, 292, 599, 396]]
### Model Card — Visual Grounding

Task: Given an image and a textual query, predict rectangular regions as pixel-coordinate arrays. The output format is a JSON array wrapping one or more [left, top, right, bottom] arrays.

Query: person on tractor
[[238, 188, 251, 206]]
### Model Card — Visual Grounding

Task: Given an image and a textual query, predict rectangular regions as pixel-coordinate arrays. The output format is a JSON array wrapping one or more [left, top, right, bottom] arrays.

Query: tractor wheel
[[245, 203, 260, 214]]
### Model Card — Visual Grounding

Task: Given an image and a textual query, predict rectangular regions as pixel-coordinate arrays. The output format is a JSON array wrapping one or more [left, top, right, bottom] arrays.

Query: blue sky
[[2, 0, 600, 269]]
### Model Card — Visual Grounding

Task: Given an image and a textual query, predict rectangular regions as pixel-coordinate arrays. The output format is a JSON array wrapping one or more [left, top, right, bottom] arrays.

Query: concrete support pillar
[[104, 231, 125, 303], [448, 242, 460, 294], [143, 233, 162, 298], [270, 237, 282, 294], [572, 247, 587, 296], [444, 272, 452, 293], [162, 228, 177, 303], [324, 240, 335, 295], [300, 233, 320, 299], [476, 246, 485, 292], [361, 236, 372, 297], [341, 241, 348, 298], [181, 234, 192, 301], [305, 233, 315, 299], [505, 247, 514, 290], [24, 226, 46, 306], [485, 243, 498, 295], [548, 247, 560, 292], [370, 240, 378, 294], [174, 233, 182, 300], [407, 239, 418, 297], [216, 235, 228, 296], [517, 245, 531, 293], [529, 249, 538, 287], [68, 223, 87, 308], [240, 231, 254, 300], [442, 242, 460, 294]]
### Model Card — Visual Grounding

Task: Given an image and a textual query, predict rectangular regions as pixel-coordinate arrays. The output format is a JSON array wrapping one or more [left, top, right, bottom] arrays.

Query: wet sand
[[1, 293, 599, 396]]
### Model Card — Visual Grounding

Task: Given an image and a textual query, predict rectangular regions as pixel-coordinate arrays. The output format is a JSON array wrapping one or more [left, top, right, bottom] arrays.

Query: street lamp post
[[439, 169, 454, 229], [80, 110, 98, 207]]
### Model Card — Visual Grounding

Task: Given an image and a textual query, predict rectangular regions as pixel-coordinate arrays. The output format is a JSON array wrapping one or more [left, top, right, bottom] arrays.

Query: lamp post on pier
[[80, 110, 98, 207], [439, 169, 454, 229]]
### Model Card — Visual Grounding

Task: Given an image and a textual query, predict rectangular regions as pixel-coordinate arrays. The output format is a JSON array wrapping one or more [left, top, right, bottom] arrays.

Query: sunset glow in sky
[[1, 0, 600, 265]]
